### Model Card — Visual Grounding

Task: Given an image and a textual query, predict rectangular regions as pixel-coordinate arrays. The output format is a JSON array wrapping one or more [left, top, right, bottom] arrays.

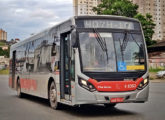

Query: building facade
[[130, 0, 165, 41], [73, 0, 101, 16], [73, 0, 165, 41], [0, 29, 7, 41], [148, 41, 165, 68]]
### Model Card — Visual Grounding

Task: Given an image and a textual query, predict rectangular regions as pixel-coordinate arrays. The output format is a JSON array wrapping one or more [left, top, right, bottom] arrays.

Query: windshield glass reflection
[[79, 32, 116, 72], [79, 31, 146, 72]]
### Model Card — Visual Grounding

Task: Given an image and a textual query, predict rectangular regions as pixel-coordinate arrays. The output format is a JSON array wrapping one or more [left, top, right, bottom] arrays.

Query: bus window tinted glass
[[79, 32, 116, 72], [114, 33, 145, 71]]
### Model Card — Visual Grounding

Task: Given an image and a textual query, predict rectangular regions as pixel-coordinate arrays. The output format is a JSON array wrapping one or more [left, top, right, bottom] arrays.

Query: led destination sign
[[76, 19, 140, 30]]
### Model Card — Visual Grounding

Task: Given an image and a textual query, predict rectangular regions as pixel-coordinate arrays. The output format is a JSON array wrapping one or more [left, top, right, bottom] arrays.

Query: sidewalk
[[149, 72, 165, 83], [150, 79, 165, 83]]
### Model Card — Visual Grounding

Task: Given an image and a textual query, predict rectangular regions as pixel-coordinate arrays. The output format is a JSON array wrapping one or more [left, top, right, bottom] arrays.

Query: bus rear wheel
[[49, 81, 61, 110], [17, 80, 23, 98]]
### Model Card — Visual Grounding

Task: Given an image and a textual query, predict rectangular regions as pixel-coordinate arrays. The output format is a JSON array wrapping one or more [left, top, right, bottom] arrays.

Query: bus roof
[[11, 15, 139, 50], [75, 15, 139, 22]]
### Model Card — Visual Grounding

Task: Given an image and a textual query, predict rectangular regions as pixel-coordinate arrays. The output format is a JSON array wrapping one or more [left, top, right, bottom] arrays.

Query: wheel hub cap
[[50, 88, 56, 102]]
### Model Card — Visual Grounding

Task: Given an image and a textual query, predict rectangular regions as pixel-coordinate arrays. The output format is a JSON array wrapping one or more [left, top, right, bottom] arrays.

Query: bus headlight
[[81, 79, 87, 86], [137, 78, 149, 90], [79, 78, 96, 92]]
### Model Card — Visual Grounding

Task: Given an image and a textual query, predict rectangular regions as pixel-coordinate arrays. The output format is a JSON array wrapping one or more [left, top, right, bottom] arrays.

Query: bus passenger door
[[60, 32, 71, 100], [12, 51, 16, 88]]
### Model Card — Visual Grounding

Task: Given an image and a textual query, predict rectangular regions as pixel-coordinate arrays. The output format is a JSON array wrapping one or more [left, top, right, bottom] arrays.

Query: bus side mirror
[[51, 43, 57, 56], [71, 31, 77, 48]]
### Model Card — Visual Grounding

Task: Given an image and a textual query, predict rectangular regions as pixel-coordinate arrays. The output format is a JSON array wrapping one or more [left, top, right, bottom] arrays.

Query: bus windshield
[[78, 31, 146, 72]]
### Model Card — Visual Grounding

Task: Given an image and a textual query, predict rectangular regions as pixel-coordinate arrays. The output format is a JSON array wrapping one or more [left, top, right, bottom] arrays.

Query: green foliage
[[134, 13, 156, 46], [0, 47, 10, 58], [93, 0, 156, 46], [0, 69, 9, 75], [93, 0, 138, 17], [0, 42, 6, 46], [149, 67, 165, 73]]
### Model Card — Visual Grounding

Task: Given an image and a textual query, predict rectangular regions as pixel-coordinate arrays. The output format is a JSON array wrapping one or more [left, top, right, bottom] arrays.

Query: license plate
[[110, 98, 124, 103]]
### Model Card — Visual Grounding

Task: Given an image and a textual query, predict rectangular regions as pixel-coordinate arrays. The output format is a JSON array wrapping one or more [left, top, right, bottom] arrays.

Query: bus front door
[[60, 32, 71, 100]]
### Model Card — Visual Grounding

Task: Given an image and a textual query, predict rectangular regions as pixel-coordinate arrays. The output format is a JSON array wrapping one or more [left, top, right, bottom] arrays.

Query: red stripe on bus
[[20, 78, 37, 91], [88, 77, 144, 92], [135, 77, 144, 85], [55, 71, 60, 75], [9, 77, 12, 87]]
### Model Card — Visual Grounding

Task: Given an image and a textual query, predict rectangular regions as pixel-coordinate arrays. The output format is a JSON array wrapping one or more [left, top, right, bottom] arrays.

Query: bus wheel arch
[[16, 76, 23, 98], [16, 76, 19, 86], [48, 77, 54, 98], [48, 77, 62, 110]]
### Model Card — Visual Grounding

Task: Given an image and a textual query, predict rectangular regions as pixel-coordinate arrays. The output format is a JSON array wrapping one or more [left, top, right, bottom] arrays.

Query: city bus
[[9, 15, 149, 109]]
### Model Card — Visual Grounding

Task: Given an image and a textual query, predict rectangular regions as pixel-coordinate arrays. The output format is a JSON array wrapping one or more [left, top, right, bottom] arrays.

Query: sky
[[0, 0, 73, 41]]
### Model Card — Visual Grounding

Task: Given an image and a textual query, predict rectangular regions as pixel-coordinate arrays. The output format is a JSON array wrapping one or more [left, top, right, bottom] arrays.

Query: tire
[[104, 103, 116, 108], [49, 81, 62, 110], [17, 80, 23, 98]]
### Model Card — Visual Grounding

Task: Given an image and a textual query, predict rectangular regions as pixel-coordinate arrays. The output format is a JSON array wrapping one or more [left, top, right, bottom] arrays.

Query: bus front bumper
[[75, 84, 149, 105]]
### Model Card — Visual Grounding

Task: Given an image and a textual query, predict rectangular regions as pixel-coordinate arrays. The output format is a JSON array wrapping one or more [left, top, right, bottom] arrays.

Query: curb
[[150, 80, 165, 83]]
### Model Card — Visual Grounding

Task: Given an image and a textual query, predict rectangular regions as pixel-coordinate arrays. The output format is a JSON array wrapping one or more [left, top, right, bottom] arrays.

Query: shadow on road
[[16, 94, 138, 117], [62, 105, 138, 117]]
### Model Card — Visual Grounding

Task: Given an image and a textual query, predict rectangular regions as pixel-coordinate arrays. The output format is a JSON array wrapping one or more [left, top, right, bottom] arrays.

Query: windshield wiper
[[130, 34, 144, 63], [130, 34, 141, 48], [119, 32, 142, 62], [93, 28, 106, 51], [118, 31, 129, 61], [121, 32, 129, 52], [93, 28, 109, 62], [103, 38, 109, 62]]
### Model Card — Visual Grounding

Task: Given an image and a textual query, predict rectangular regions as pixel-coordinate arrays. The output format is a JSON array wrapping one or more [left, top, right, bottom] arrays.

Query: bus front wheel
[[49, 81, 61, 110]]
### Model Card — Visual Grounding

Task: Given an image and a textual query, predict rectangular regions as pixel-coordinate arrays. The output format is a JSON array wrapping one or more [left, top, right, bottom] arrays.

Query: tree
[[0, 47, 10, 58], [0, 48, 4, 56], [134, 13, 156, 46], [93, 0, 138, 17], [93, 0, 156, 46]]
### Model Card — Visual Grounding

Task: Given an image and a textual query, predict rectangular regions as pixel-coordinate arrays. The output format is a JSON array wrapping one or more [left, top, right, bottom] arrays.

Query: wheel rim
[[49, 84, 57, 104]]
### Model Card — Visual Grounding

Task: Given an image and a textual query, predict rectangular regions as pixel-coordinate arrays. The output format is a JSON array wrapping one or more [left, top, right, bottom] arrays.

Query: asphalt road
[[0, 75, 165, 120]]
